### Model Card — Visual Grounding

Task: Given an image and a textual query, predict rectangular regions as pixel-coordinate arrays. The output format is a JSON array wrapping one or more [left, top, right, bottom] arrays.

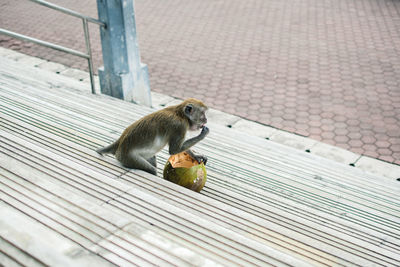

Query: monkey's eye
[[185, 104, 193, 115]]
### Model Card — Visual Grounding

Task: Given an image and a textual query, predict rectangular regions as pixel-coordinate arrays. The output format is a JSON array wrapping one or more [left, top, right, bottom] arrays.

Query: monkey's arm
[[169, 126, 209, 155]]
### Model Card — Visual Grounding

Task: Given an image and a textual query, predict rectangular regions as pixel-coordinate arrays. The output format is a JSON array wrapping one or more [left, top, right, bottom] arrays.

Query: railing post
[[96, 0, 151, 106]]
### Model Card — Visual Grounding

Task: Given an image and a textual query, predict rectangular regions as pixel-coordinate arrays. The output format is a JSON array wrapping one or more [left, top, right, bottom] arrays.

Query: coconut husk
[[168, 151, 199, 168]]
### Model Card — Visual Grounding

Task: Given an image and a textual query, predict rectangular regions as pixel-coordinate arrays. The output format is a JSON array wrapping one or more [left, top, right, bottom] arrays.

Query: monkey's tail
[[96, 141, 119, 155]]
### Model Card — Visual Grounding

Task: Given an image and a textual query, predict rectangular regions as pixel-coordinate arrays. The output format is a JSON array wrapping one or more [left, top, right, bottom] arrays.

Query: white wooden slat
[[119, 173, 340, 266], [0, 154, 221, 266], [106, 196, 293, 267], [0, 166, 128, 233], [204, 149, 400, 221], [203, 173, 400, 248], [0, 134, 306, 266], [0, 239, 44, 267], [203, 160, 400, 238], [0, 203, 115, 267], [0, 131, 129, 199], [0, 159, 216, 266], [0, 114, 123, 177], [0, 88, 116, 142], [126, 170, 400, 265], [122, 171, 400, 259], [114, 187, 308, 266], [1, 179, 103, 248], [205, 132, 400, 193], [92, 225, 196, 267], [206, 131, 400, 198]]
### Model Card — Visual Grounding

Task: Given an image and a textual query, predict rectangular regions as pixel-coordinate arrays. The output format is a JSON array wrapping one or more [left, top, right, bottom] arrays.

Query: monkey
[[96, 98, 209, 175]]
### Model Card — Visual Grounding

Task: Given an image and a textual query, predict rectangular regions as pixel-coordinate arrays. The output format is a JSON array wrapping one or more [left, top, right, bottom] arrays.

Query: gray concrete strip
[[37, 61, 68, 73], [356, 156, 400, 180], [309, 142, 361, 166], [269, 130, 318, 152], [231, 119, 278, 139]]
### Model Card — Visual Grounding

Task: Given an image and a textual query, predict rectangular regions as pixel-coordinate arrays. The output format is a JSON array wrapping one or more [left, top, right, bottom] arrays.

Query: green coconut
[[163, 152, 207, 192]]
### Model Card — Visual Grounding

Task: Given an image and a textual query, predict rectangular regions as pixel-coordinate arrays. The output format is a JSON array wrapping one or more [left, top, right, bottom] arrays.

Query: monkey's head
[[182, 98, 208, 131]]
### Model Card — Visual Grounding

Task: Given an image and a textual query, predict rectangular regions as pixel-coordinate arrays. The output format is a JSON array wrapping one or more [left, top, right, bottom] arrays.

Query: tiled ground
[[1, 0, 399, 164]]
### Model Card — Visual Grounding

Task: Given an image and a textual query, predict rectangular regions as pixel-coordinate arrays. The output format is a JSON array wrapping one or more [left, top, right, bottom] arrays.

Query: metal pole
[[82, 18, 96, 94], [96, 0, 152, 106]]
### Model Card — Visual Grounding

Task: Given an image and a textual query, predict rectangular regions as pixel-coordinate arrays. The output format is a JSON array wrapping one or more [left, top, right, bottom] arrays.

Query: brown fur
[[97, 98, 209, 175]]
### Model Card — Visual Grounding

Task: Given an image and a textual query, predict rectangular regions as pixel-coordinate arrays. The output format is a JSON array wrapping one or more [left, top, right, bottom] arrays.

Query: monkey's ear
[[184, 104, 193, 115]]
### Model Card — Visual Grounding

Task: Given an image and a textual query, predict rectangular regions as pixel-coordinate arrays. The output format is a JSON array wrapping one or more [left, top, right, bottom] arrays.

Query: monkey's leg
[[118, 152, 157, 175], [147, 156, 157, 168]]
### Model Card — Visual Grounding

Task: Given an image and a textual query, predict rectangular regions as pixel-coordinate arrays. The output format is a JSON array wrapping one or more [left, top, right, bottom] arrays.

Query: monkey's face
[[185, 104, 208, 131]]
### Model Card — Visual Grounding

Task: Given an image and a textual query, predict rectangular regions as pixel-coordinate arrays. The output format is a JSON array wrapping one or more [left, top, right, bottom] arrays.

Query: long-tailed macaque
[[97, 98, 209, 175]]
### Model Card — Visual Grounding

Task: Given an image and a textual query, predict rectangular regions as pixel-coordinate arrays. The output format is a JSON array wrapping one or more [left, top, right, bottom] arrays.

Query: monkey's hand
[[194, 154, 208, 165], [200, 126, 210, 138], [187, 150, 208, 165]]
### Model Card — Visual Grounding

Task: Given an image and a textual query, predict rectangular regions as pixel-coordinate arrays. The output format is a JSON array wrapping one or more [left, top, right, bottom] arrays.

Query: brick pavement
[[1, 0, 399, 165]]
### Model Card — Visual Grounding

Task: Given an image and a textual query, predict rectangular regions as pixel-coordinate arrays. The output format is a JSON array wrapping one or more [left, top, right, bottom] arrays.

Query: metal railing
[[0, 0, 106, 94]]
